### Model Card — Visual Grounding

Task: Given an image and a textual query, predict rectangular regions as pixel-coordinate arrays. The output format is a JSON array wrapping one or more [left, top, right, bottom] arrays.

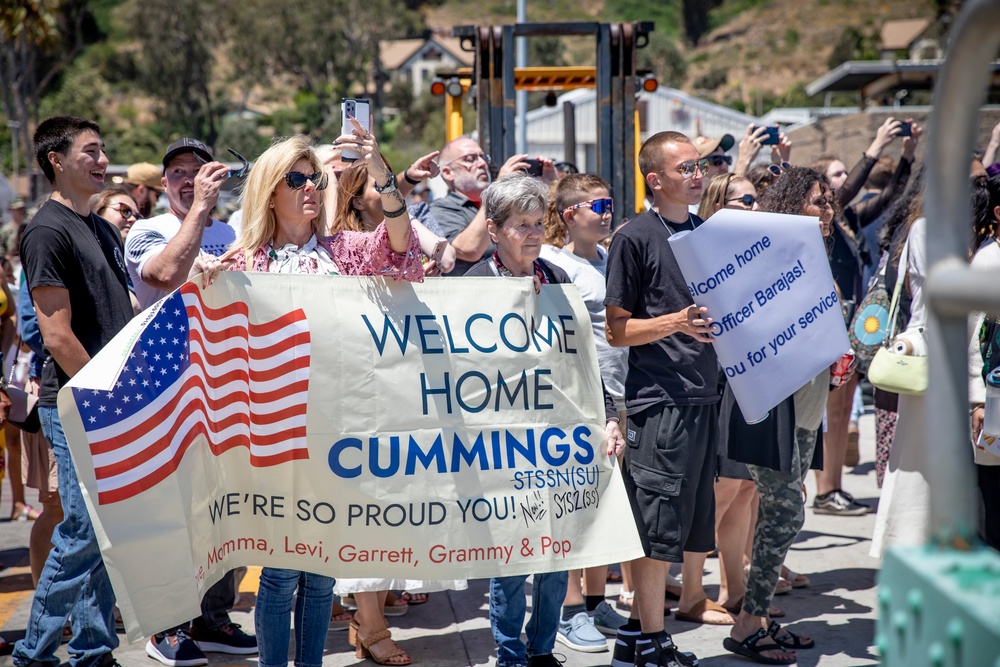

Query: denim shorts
[[621, 402, 718, 562]]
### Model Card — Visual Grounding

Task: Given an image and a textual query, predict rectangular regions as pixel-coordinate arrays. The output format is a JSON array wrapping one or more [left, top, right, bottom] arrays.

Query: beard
[[452, 169, 490, 198]]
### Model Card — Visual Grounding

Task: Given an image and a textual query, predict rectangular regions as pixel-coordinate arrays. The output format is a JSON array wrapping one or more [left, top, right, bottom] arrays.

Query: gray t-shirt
[[429, 190, 494, 276]]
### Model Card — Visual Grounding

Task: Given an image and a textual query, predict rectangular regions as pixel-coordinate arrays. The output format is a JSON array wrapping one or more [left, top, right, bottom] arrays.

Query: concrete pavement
[[0, 409, 884, 667]]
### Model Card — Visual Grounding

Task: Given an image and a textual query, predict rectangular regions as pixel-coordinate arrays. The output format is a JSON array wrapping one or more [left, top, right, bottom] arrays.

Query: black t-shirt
[[21, 200, 134, 405], [604, 209, 721, 413]]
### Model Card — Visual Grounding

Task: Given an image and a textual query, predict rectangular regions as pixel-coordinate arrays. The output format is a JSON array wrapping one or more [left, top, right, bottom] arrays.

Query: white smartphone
[[341, 98, 371, 162]]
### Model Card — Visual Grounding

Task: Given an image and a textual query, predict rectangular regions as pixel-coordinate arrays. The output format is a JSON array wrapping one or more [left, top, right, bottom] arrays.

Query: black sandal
[[768, 621, 815, 649], [723, 628, 797, 665]]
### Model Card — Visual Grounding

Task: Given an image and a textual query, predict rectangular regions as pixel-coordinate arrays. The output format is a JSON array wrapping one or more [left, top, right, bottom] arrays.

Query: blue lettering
[[499, 313, 530, 352], [530, 316, 562, 352], [361, 315, 410, 355], [328, 438, 362, 478], [369, 436, 399, 478], [442, 316, 470, 353], [451, 431, 490, 471], [496, 370, 529, 410], [420, 372, 451, 415], [466, 313, 496, 353], [405, 434, 446, 474], [558, 315, 577, 353], [415, 315, 443, 354], [539, 427, 569, 466], [505, 429, 536, 468], [534, 369, 554, 410], [456, 371, 491, 413], [572, 425, 595, 464]]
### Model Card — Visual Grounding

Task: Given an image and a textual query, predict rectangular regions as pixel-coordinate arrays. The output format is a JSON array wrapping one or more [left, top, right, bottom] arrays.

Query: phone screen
[[341, 98, 372, 161]]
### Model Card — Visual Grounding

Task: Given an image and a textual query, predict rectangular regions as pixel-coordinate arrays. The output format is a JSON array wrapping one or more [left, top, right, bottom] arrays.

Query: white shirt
[[540, 244, 627, 404], [125, 212, 236, 310]]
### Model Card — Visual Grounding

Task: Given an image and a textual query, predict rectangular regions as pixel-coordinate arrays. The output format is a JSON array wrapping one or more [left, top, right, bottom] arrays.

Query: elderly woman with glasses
[[467, 173, 624, 667], [199, 125, 423, 667]]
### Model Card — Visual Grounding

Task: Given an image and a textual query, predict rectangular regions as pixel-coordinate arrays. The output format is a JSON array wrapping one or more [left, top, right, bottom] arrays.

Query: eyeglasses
[[194, 147, 251, 179], [284, 171, 328, 191], [676, 159, 711, 179], [767, 161, 793, 176], [563, 197, 614, 216], [105, 203, 138, 220], [808, 197, 833, 209], [444, 152, 491, 168], [707, 155, 732, 167], [725, 194, 756, 208]]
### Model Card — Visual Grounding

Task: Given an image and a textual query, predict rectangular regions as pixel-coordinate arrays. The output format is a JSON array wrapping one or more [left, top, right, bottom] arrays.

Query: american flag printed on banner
[[72, 282, 312, 505]]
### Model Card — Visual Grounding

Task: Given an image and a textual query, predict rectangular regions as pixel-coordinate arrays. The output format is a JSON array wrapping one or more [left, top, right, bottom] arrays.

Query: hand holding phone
[[897, 121, 912, 137], [523, 158, 544, 177], [341, 98, 371, 162], [752, 126, 781, 145]]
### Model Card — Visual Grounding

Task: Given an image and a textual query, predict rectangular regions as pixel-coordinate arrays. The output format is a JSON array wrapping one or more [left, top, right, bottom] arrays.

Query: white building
[[522, 87, 760, 173]]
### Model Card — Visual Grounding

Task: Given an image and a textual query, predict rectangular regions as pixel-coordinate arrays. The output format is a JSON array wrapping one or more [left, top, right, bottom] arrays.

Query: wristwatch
[[373, 172, 398, 195]]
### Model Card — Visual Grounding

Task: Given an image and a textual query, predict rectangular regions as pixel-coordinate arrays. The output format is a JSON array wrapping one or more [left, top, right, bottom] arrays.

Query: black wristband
[[384, 206, 407, 219], [403, 169, 421, 186]]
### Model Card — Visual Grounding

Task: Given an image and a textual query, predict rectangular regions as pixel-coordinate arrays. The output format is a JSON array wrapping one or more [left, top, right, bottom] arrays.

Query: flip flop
[[768, 621, 815, 649], [399, 591, 429, 605], [721, 597, 784, 619], [674, 598, 734, 625], [780, 569, 810, 589], [722, 628, 796, 665]]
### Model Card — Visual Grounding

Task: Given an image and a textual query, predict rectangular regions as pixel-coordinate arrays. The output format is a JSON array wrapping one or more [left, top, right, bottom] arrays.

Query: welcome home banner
[[58, 274, 643, 641], [668, 210, 850, 422]]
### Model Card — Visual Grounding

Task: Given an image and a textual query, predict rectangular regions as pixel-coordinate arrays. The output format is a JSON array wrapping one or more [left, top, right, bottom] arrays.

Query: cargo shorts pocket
[[627, 460, 682, 545]]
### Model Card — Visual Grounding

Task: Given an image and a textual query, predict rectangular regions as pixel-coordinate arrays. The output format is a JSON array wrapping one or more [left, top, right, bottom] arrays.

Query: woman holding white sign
[[722, 167, 846, 665], [466, 173, 625, 667], [201, 126, 424, 667]]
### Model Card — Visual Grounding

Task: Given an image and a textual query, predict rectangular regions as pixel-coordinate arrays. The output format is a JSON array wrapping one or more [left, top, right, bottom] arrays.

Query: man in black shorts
[[605, 131, 721, 667]]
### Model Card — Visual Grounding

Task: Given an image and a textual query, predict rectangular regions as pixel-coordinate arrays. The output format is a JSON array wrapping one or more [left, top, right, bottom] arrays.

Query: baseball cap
[[693, 134, 735, 158], [124, 162, 164, 191], [162, 138, 213, 169]]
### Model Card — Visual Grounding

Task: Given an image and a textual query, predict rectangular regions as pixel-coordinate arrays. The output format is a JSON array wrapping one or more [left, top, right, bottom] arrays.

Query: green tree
[[222, 0, 423, 133], [127, 0, 222, 144]]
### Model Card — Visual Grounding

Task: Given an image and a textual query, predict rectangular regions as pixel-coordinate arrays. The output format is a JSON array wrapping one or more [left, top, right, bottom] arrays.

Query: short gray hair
[[482, 173, 548, 228]]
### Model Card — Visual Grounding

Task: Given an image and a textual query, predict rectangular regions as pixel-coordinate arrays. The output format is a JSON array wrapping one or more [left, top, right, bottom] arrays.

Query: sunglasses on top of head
[[194, 148, 251, 179], [767, 161, 792, 176], [284, 170, 328, 191], [563, 197, 614, 216]]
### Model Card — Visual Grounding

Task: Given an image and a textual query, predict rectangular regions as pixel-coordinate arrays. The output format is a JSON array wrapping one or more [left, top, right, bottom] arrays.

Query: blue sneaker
[[556, 611, 608, 653], [590, 600, 628, 635], [146, 629, 208, 667]]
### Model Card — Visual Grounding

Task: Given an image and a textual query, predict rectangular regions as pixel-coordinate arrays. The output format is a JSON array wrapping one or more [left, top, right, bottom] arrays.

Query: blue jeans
[[13, 406, 118, 667], [489, 572, 568, 667], [255, 568, 335, 667]]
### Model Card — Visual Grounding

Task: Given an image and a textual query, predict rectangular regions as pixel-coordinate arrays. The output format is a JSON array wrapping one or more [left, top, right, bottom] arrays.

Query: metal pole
[[562, 101, 576, 166], [516, 0, 528, 154], [923, 0, 1000, 548]]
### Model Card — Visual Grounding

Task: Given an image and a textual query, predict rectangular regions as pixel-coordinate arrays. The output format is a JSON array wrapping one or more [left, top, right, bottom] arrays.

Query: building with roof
[[380, 37, 475, 98]]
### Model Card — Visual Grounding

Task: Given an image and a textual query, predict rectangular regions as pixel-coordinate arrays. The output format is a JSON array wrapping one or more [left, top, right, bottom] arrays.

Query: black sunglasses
[[194, 148, 251, 179], [284, 171, 328, 191], [707, 155, 733, 167], [726, 194, 756, 208]]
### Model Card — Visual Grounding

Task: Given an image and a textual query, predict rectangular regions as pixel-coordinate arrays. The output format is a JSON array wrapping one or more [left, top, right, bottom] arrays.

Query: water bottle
[[983, 368, 1000, 437]]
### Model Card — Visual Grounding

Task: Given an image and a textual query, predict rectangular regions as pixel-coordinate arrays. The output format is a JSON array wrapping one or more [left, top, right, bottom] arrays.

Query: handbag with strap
[[848, 253, 893, 371], [867, 239, 928, 396], [5, 341, 40, 433]]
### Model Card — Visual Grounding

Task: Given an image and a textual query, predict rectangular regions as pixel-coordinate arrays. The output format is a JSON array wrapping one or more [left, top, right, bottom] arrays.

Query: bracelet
[[384, 205, 407, 219], [403, 169, 421, 185]]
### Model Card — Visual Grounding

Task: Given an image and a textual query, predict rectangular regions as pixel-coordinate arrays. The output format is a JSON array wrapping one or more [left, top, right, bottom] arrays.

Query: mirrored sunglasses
[[725, 194, 756, 208], [677, 159, 711, 179], [284, 171, 328, 191], [564, 197, 614, 216]]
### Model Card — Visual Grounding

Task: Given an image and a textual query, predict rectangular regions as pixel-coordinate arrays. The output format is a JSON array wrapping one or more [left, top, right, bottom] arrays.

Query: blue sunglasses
[[563, 197, 614, 216]]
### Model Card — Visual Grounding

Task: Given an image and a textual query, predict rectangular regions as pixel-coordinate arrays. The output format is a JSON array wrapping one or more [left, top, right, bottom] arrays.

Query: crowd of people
[[0, 109, 997, 667]]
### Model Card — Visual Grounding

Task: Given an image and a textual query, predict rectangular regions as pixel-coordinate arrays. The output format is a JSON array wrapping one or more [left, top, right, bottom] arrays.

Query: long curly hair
[[758, 166, 836, 217]]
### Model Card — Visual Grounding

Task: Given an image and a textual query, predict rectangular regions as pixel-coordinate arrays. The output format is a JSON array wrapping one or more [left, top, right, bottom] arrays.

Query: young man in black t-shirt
[[12, 116, 134, 667], [604, 132, 721, 667]]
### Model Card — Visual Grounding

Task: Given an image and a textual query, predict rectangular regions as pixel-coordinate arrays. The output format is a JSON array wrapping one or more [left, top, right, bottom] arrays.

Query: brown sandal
[[355, 625, 411, 665]]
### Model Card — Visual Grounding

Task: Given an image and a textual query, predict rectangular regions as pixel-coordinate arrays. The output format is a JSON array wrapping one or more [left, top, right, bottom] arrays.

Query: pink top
[[227, 222, 424, 281]]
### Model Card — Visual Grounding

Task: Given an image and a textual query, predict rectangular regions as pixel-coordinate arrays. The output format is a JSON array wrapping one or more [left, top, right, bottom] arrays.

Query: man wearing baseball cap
[[692, 133, 735, 181], [127, 141, 253, 664], [122, 162, 164, 219], [125, 138, 237, 312]]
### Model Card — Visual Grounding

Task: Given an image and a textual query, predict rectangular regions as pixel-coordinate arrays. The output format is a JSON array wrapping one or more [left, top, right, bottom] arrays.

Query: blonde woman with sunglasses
[[696, 173, 759, 221]]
